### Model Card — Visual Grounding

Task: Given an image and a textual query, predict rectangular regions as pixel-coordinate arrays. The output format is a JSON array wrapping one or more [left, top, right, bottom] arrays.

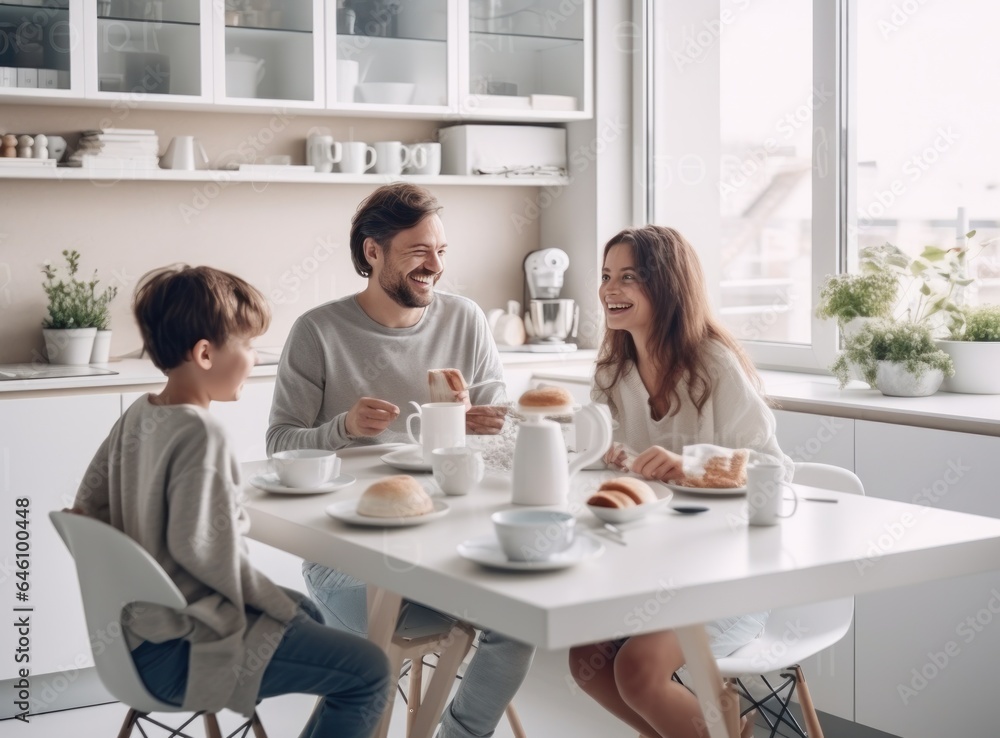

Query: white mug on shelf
[[373, 141, 415, 176], [405, 401, 466, 464], [746, 462, 799, 526], [339, 141, 377, 174], [405, 142, 440, 175], [306, 134, 343, 174]]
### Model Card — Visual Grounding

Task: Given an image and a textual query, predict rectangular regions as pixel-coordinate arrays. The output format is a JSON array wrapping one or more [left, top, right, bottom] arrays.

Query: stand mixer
[[521, 248, 579, 352]]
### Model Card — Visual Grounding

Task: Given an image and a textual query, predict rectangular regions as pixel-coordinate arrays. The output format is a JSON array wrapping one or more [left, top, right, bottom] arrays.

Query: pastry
[[518, 386, 573, 410], [357, 475, 434, 518], [428, 368, 467, 403], [586, 489, 637, 509], [674, 449, 749, 489], [597, 476, 657, 505]]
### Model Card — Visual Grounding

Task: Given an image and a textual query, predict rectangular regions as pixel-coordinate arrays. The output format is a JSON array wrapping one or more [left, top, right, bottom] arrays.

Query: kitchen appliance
[[520, 248, 578, 352]]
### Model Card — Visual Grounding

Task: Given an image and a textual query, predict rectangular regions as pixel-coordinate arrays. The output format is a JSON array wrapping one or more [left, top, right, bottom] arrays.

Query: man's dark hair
[[350, 183, 442, 277]]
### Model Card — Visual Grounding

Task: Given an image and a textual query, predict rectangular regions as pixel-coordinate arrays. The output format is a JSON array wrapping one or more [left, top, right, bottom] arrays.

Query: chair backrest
[[793, 462, 865, 496], [49, 511, 187, 714]]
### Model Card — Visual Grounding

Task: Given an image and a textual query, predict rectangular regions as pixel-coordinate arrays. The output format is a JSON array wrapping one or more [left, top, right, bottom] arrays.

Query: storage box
[[438, 125, 566, 176], [17, 68, 38, 88], [0, 67, 15, 88], [38, 69, 59, 89]]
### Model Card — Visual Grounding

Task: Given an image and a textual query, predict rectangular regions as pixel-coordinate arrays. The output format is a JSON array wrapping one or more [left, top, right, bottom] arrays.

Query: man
[[268, 183, 533, 738]]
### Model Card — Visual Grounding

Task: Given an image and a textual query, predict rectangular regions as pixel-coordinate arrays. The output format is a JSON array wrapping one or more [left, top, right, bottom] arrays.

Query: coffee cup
[[306, 133, 343, 173], [432, 447, 485, 496], [405, 142, 441, 175], [373, 141, 415, 176], [746, 463, 798, 526], [339, 141, 377, 174], [492, 509, 575, 562], [405, 401, 466, 464], [271, 449, 341, 489]]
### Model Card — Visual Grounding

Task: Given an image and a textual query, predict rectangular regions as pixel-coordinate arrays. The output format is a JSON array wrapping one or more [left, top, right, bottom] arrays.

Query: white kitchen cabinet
[[854, 420, 1000, 738], [0, 0, 84, 99], [0, 393, 119, 715]]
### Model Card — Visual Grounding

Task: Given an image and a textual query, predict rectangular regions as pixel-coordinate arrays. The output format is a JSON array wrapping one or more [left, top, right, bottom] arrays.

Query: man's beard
[[380, 266, 437, 309]]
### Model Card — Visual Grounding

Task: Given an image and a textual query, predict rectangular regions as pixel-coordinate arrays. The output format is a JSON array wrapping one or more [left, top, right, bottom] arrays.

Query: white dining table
[[243, 446, 1000, 738]]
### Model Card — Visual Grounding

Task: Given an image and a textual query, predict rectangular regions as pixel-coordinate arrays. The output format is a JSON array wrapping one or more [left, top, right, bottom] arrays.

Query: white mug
[[373, 141, 415, 175], [432, 447, 485, 496], [306, 134, 343, 174], [746, 463, 799, 526], [405, 142, 440, 175], [271, 449, 341, 489], [406, 401, 466, 464], [336, 59, 359, 103], [339, 141, 377, 174]]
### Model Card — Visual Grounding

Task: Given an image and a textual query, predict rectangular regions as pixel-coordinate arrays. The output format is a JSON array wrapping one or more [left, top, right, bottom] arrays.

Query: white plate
[[457, 534, 605, 572], [586, 485, 674, 524], [325, 498, 450, 527], [664, 482, 747, 496], [249, 472, 356, 495], [380, 445, 432, 472]]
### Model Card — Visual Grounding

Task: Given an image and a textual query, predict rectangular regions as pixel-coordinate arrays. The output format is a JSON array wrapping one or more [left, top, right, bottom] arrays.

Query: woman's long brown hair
[[594, 226, 761, 418]]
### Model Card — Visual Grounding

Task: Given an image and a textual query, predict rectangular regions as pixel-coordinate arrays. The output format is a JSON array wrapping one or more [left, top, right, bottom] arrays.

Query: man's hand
[[466, 405, 507, 435], [631, 445, 683, 482], [345, 397, 400, 438]]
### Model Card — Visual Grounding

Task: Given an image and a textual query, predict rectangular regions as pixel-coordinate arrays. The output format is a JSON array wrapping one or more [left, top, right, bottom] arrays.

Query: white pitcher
[[511, 403, 612, 506]]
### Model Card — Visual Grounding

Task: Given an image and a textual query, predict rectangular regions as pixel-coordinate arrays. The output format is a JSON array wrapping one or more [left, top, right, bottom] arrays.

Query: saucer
[[380, 445, 432, 472], [664, 482, 747, 497], [457, 534, 605, 572], [249, 472, 356, 495], [325, 498, 449, 527]]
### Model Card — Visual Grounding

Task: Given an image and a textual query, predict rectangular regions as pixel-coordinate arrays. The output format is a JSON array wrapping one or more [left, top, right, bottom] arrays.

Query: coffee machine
[[522, 248, 578, 352]]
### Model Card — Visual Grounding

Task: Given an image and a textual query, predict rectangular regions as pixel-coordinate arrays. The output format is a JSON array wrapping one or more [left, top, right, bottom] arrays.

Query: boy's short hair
[[132, 265, 270, 371], [350, 182, 442, 278]]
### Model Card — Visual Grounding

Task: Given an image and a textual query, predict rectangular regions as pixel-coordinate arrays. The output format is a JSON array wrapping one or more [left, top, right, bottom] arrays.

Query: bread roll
[[428, 368, 467, 403], [518, 386, 573, 410], [587, 489, 637, 509], [675, 449, 749, 489], [598, 477, 657, 505], [357, 475, 434, 518]]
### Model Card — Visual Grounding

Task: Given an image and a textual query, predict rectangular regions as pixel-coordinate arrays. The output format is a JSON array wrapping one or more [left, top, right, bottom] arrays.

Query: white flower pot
[[875, 360, 944, 397], [936, 340, 1000, 394], [43, 328, 96, 366], [90, 330, 112, 364]]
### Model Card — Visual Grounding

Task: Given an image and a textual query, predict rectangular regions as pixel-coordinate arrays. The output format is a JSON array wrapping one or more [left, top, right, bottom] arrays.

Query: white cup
[[406, 401, 466, 464], [336, 59, 359, 103], [405, 142, 441, 175], [746, 463, 799, 526], [339, 141, 377, 174], [306, 134, 343, 174], [271, 449, 341, 489], [492, 509, 576, 562], [373, 141, 415, 175], [432, 447, 485, 496], [160, 135, 208, 171]]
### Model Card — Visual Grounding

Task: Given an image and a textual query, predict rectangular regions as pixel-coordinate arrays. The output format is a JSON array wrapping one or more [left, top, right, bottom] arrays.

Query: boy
[[73, 265, 389, 737]]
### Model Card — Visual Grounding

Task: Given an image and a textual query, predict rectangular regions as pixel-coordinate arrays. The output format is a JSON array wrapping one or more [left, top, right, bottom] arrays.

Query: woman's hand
[[631, 445, 683, 482], [604, 443, 631, 471]]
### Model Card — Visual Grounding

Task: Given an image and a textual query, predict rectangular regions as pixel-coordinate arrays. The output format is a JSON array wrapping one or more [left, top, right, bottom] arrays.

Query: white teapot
[[226, 48, 265, 98], [511, 403, 612, 506]]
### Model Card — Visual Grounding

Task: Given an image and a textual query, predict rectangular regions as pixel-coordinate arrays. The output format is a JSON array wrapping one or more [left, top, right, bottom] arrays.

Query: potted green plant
[[816, 270, 898, 336], [41, 250, 117, 365], [831, 318, 954, 396], [937, 304, 1000, 394]]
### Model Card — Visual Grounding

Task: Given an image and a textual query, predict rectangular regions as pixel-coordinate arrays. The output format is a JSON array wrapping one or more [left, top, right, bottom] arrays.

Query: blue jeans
[[303, 562, 536, 738], [132, 598, 391, 738]]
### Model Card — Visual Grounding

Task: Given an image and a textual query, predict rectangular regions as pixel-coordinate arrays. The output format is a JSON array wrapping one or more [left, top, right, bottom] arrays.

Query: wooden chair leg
[[720, 681, 741, 738], [250, 711, 269, 738], [116, 708, 140, 738], [407, 658, 425, 735], [203, 713, 223, 738], [505, 701, 527, 738], [408, 625, 476, 738], [793, 666, 824, 738], [373, 642, 408, 738]]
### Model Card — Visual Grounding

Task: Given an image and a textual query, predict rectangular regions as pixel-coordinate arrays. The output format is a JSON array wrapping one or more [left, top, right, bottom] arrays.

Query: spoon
[[671, 505, 709, 515]]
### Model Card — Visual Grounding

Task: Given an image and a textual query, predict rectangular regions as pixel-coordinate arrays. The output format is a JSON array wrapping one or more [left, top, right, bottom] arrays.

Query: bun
[[357, 475, 433, 518], [587, 490, 637, 509], [598, 477, 657, 505], [428, 368, 467, 403], [519, 386, 573, 409]]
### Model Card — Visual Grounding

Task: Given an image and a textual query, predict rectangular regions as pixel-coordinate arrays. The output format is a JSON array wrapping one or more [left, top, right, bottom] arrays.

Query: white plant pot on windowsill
[[935, 340, 1000, 394], [875, 360, 944, 397], [90, 330, 112, 364], [43, 327, 96, 366]]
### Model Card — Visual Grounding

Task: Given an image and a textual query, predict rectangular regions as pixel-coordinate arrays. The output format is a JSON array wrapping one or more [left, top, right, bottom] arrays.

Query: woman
[[569, 225, 792, 738]]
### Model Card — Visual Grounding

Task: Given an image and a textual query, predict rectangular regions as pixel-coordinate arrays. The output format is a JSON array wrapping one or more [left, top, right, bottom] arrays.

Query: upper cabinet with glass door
[[462, 0, 591, 120], [327, 0, 452, 114], [215, 0, 324, 107], [83, 0, 211, 101], [0, 0, 83, 98]]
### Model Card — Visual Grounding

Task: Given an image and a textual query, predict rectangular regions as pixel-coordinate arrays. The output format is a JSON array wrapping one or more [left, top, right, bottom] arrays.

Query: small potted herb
[[41, 250, 117, 365], [831, 318, 954, 396], [816, 271, 898, 336], [937, 304, 1000, 394]]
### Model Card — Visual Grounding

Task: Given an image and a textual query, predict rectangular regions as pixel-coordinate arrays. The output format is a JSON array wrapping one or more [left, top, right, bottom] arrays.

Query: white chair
[[49, 511, 267, 738], [714, 462, 864, 738]]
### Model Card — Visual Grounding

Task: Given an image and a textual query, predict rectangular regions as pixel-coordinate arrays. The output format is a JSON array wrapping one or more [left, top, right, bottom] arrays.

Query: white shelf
[[0, 167, 569, 186]]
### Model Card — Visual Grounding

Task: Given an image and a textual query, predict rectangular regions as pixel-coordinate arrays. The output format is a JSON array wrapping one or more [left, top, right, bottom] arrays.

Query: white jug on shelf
[[226, 48, 265, 98]]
